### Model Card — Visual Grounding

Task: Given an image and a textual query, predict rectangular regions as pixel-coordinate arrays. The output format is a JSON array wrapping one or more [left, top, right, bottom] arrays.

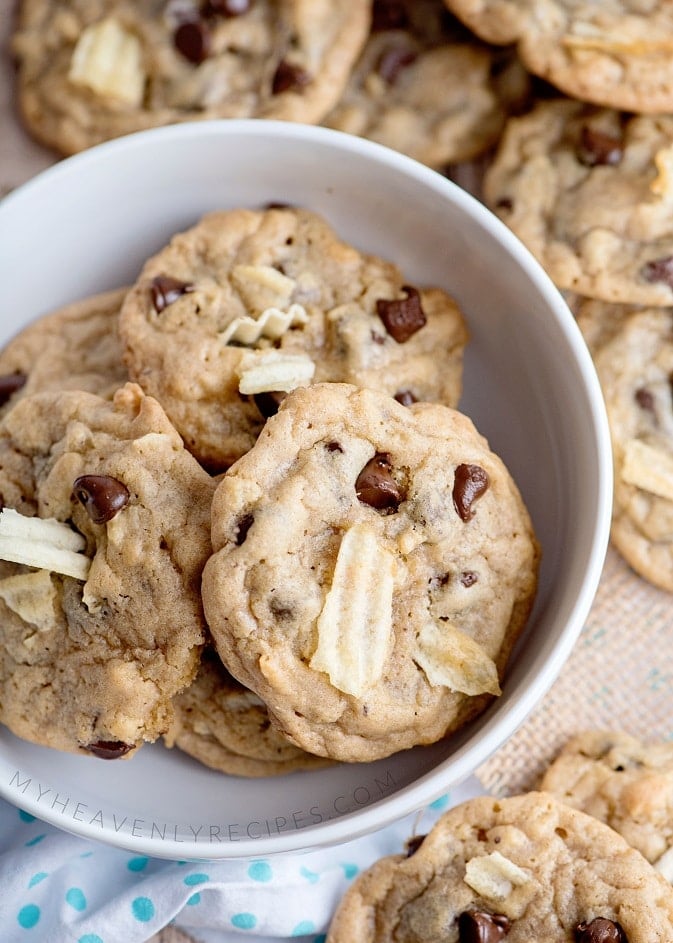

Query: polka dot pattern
[[183, 872, 209, 886], [131, 896, 155, 922], [27, 872, 48, 889], [126, 856, 149, 872], [78, 936, 104, 943], [65, 887, 87, 912], [232, 912, 257, 930], [17, 904, 40, 929], [248, 860, 273, 882]]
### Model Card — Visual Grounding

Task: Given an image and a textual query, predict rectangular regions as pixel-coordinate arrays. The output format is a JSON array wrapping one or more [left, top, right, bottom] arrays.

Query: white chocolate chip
[[69, 17, 145, 106], [0, 508, 90, 581], [621, 439, 673, 501], [0, 570, 57, 632], [237, 350, 315, 394], [655, 846, 673, 882], [230, 265, 296, 314], [220, 303, 308, 346], [464, 851, 531, 901], [310, 523, 395, 697], [413, 619, 501, 696]]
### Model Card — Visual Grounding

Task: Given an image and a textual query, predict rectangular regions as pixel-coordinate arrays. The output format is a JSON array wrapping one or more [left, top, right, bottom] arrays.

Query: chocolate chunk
[[202, 0, 251, 16], [371, 0, 409, 31], [325, 441, 344, 453], [377, 44, 418, 84], [0, 372, 27, 406], [235, 512, 254, 545], [376, 285, 426, 343], [394, 389, 417, 406], [575, 918, 628, 943], [254, 391, 286, 418], [356, 453, 404, 511], [150, 275, 195, 312], [272, 60, 311, 94], [73, 475, 130, 524], [452, 463, 489, 522], [460, 570, 479, 587], [404, 833, 426, 857], [174, 19, 211, 64], [577, 126, 623, 167], [635, 387, 655, 413], [458, 910, 511, 942], [641, 256, 673, 288], [85, 740, 134, 760]]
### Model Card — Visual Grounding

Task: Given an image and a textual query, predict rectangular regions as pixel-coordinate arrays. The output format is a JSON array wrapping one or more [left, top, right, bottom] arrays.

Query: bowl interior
[[0, 121, 611, 858]]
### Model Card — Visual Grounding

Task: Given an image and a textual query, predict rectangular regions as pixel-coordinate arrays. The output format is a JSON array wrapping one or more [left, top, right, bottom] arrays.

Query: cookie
[[323, 0, 527, 168], [575, 298, 673, 591], [119, 206, 468, 469], [202, 382, 539, 763], [441, 0, 673, 114], [164, 649, 331, 776], [484, 99, 673, 306], [0, 286, 128, 415], [539, 731, 673, 876], [325, 791, 673, 942], [11, 0, 370, 155], [0, 383, 215, 757]]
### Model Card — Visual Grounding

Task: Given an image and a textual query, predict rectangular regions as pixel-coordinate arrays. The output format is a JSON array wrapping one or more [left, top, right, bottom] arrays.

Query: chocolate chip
[[635, 387, 655, 413], [150, 275, 195, 312], [264, 201, 292, 210], [271, 60, 311, 94], [202, 0, 251, 16], [452, 464, 489, 522], [235, 512, 254, 545], [404, 833, 426, 857], [577, 126, 623, 167], [254, 391, 286, 418], [174, 19, 211, 64], [325, 441, 344, 453], [85, 740, 134, 760], [371, 0, 409, 31], [495, 197, 514, 212], [641, 256, 673, 288], [376, 44, 417, 84], [376, 285, 426, 343], [356, 453, 404, 511], [575, 918, 628, 943], [460, 570, 479, 587], [0, 372, 27, 406], [73, 475, 130, 524], [458, 910, 511, 942], [394, 389, 417, 406]]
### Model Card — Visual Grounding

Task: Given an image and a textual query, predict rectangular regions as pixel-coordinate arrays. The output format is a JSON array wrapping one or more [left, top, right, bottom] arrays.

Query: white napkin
[[0, 776, 485, 943]]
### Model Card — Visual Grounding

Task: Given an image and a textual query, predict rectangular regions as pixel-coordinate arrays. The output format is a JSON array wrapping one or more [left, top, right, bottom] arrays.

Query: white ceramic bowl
[[0, 121, 612, 859]]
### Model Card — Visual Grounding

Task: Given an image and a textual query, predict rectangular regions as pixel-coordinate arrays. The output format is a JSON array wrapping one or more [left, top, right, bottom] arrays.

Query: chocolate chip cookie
[[441, 0, 673, 114], [12, 0, 370, 155], [0, 287, 128, 416], [164, 649, 331, 776], [484, 99, 673, 305], [326, 791, 673, 942], [540, 731, 673, 875], [323, 0, 527, 168], [202, 382, 539, 763], [119, 206, 468, 469], [575, 298, 673, 591], [0, 383, 215, 757]]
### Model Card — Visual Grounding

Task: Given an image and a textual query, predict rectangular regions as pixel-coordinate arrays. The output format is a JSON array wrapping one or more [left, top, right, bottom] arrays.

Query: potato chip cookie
[[0, 383, 214, 757], [164, 649, 331, 776], [119, 206, 468, 469], [484, 99, 673, 306], [540, 731, 673, 874], [0, 287, 128, 416], [202, 383, 539, 763], [326, 792, 673, 942], [12, 0, 370, 155], [441, 0, 673, 114]]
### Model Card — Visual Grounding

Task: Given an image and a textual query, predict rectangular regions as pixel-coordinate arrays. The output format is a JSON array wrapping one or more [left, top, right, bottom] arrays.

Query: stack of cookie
[[0, 203, 539, 771]]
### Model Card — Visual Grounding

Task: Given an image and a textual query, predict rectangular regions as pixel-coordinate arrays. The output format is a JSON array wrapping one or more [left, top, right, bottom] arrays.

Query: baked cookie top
[[165, 648, 331, 776], [0, 287, 128, 416], [576, 299, 673, 591], [202, 383, 539, 763], [539, 731, 673, 872], [325, 791, 673, 942], [484, 99, 673, 306], [12, 0, 370, 155], [441, 0, 673, 114], [0, 383, 215, 757], [323, 0, 526, 168], [119, 206, 468, 469]]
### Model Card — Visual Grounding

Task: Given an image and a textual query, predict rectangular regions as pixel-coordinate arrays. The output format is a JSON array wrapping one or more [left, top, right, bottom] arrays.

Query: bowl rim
[[0, 119, 613, 858]]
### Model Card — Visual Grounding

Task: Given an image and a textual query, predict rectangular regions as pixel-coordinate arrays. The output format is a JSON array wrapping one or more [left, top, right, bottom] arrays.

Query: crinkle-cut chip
[[413, 619, 501, 696], [237, 350, 315, 394], [0, 570, 57, 631], [464, 851, 531, 901], [0, 508, 90, 581], [220, 303, 308, 346], [651, 146, 673, 198], [68, 17, 145, 106], [230, 265, 296, 314], [655, 846, 673, 882], [621, 439, 673, 501], [309, 523, 394, 697]]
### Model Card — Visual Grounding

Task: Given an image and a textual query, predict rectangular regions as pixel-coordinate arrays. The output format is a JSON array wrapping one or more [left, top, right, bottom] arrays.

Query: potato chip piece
[[220, 303, 308, 346], [230, 265, 296, 314], [464, 851, 531, 901], [0, 570, 57, 631], [413, 619, 501, 696], [237, 350, 315, 394], [69, 17, 145, 106], [621, 439, 673, 501], [0, 508, 90, 580]]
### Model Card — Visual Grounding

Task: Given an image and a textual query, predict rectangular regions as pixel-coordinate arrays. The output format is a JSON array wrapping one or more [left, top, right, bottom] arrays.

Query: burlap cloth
[[1, 9, 672, 940]]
